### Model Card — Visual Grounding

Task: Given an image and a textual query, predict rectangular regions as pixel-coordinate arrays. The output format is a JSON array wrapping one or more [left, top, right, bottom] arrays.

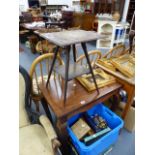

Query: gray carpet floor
[[19, 41, 135, 155]]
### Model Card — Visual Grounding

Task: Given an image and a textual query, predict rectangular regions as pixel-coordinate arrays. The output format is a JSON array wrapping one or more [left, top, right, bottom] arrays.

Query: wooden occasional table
[[20, 23, 47, 53], [39, 77, 122, 154], [95, 63, 135, 120], [21, 23, 46, 31], [39, 30, 103, 103]]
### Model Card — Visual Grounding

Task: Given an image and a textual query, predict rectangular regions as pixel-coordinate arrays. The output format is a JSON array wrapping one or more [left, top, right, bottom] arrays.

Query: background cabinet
[[72, 12, 95, 30], [97, 20, 129, 49], [97, 20, 116, 49], [47, 0, 72, 6]]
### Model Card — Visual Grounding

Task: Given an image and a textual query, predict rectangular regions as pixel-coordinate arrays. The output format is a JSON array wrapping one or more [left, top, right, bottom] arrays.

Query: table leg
[[81, 42, 99, 94], [122, 85, 135, 119], [41, 98, 53, 124], [56, 118, 70, 155], [64, 46, 71, 104], [111, 94, 120, 111], [72, 44, 77, 62], [46, 46, 60, 87]]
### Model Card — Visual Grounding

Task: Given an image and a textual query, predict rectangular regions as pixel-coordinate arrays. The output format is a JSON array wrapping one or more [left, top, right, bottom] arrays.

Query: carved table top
[[39, 30, 103, 47]]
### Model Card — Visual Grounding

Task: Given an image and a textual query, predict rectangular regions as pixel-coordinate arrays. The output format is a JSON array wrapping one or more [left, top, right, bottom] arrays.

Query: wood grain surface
[[40, 30, 103, 47], [39, 77, 122, 119]]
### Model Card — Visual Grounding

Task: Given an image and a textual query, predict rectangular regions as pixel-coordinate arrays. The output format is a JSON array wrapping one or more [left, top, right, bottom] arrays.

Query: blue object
[[83, 113, 102, 133], [115, 28, 124, 40], [67, 103, 124, 155]]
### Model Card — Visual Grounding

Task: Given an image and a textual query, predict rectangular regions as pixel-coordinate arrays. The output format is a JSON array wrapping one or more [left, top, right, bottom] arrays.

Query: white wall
[[121, 0, 130, 22], [47, 0, 72, 6], [19, 0, 29, 12]]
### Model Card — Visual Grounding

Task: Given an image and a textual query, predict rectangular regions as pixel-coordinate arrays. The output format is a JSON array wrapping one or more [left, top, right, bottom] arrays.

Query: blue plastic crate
[[67, 103, 124, 155]]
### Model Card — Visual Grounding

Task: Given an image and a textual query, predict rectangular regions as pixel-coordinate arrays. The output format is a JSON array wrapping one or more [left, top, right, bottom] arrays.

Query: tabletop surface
[[95, 63, 135, 85], [39, 77, 122, 119], [39, 30, 103, 47], [22, 23, 45, 30]]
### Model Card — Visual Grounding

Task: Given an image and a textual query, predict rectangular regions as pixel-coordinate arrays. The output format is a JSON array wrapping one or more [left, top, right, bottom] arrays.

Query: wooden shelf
[[41, 4, 68, 14], [99, 39, 111, 42], [100, 32, 112, 35], [114, 39, 124, 44], [100, 35, 112, 40]]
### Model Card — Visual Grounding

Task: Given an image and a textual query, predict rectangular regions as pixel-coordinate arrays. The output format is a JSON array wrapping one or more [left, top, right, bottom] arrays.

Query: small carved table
[[21, 23, 45, 31], [39, 30, 103, 104]]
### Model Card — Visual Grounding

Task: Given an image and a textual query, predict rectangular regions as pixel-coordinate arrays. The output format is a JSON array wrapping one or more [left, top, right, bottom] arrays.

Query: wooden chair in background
[[36, 40, 56, 54], [76, 50, 102, 68], [125, 43, 135, 56], [29, 53, 64, 111], [102, 44, 126, 59], [28, 35, 39, 54]]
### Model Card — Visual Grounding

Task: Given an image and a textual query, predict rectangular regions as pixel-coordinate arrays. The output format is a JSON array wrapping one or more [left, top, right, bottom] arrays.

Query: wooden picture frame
[[97, 58, 116, 71], [76, 69, 116, 92], [111, 54, 135, 78]]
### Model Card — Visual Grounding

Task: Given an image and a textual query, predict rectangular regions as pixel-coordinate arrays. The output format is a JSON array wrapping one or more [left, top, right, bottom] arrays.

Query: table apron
[[58, 86, 122, 120]]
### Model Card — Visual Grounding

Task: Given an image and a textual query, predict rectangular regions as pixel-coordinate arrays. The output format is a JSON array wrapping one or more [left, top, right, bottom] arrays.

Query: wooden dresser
[[72, 12, 95, 31]]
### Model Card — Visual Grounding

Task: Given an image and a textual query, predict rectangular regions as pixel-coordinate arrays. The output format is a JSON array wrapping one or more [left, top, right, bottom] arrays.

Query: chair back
[[103, 44, 126, 59], [21, 12, 33, 23], [124, 35, 135, 55], [36, 40, 56, 54], [125, 44, 135, 56], [76, 50, 102, 68], [29, 53, 64, 98]]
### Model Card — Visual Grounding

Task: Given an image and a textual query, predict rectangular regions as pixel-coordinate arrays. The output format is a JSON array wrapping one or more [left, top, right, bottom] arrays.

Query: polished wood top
[[39, 30, 103, 47], [39, 77, 122, 119], [95, 63, 135, 86]]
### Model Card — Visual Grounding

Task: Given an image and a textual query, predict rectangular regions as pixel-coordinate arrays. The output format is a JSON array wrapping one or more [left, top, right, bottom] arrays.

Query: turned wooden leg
[[122, 85, 135, 119], [64, 46, 71, 104], [33, 100, 40, 112], [41, 98, 53, 124], [111, 94, 120, 111], [56, 118, 70, 155]]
